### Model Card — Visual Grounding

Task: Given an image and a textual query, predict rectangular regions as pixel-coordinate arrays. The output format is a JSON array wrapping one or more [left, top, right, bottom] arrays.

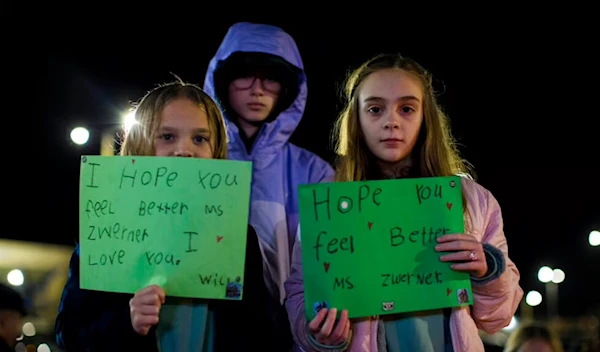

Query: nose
[[173, 140, 194, 157], [382, 112, 401, 130], [249, 78, 265, 95]]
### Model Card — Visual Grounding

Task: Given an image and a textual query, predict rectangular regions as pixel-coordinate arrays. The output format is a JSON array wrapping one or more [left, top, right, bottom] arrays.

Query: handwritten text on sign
[[298, 176, 472, 320], [79, 156, 251, 300]]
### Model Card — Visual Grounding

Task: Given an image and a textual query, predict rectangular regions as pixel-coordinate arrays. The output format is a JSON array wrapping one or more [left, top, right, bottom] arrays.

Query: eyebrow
[[363, 96, 421, 104], [158, 126, 211, 134]]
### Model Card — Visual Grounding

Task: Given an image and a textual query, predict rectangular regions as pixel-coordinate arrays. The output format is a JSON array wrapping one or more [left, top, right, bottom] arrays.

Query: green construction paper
[[79, 155, 251, 300], [298, 176, 473, 320]]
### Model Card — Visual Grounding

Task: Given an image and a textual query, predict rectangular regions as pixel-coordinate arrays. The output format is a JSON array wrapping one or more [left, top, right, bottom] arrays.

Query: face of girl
[[357, 68, 424, 166], [154, 98, 214, 159]]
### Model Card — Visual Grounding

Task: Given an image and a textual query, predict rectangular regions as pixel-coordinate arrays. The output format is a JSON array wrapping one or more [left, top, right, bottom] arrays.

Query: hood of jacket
[[203, 22, 307, 157]]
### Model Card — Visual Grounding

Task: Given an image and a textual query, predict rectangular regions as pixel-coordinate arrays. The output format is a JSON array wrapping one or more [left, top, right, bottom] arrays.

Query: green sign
[[298, 176, 472, 319], [79, 155, 251, 300]]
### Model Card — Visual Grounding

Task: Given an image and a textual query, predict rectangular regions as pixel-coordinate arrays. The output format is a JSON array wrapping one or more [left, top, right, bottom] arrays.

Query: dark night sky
[[17, 13, 600, 319]]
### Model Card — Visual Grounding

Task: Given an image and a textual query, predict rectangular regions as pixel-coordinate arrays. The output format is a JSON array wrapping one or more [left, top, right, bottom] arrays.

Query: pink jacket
[[284, 178, 523, 352]]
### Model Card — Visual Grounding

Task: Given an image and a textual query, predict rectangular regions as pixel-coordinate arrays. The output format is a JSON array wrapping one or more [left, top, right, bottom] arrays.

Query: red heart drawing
[[216, 236, 223, 243], [324, 262, 330, 273], [446, 202, 453, 210], [131, 159, 136, 164], [368, 221, 373, 230], [447, 288, 452, 296]]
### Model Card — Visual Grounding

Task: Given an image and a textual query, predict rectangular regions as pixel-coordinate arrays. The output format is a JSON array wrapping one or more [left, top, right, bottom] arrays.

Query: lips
[[247, 102, 265, 109], [381, 138, 403, 147]]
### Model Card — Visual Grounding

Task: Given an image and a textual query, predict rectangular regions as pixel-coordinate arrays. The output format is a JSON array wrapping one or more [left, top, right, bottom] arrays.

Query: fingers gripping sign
[[308, 308, 351, 346], [435, 234, 488, 279], [129, 284, 166, 336]]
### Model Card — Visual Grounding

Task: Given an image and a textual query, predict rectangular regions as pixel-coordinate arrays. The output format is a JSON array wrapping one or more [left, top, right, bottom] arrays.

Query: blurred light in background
[[37, 343, 51, 352], [123, 111, 137, 133], [551, 268, 565, 284], [537, 266, 553, 283], [538, 266, 566, 284], [70, 127, 89, 145], [22, 322, 36, 337], [525, 290, 542, 306], [7, 269, 24, 286], [502, 315, 518, 332], [14, 343, 52, 352], [589, 230, 600, 246]]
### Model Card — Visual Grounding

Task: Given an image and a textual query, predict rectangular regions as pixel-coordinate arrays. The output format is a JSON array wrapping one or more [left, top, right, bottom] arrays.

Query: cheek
[[358, 117, 377, 144], [153, 144, 169, 156], [264, 94, 278, 109], [196, 143, 215, 159], [197, 150, 214, 159], [357, 113, 367, 136], [405, 119, 423, 144], [228, 88, 244, 106]]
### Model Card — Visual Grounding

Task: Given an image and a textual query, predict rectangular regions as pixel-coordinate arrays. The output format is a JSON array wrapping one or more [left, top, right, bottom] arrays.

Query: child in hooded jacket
[[202, 22, 335, 349]]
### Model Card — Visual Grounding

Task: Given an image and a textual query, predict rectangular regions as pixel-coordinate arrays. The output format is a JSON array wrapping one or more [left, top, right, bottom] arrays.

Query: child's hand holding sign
[[129, 285, 165, 336], [308, 308, 351, 347]]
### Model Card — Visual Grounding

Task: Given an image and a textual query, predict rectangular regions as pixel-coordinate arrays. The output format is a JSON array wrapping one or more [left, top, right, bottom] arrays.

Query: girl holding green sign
[[55, 81, 283, 351], [284, 54, 523, 352]]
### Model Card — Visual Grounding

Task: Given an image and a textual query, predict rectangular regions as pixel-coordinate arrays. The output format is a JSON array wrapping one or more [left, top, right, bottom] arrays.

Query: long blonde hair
[[120, 80, 228, 159], [332, 53, 473, 182]]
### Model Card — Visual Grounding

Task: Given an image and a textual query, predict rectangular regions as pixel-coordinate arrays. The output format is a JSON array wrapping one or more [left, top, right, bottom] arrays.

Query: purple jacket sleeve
[[285, 232, 312, 349], [284, 230, 351, 352]]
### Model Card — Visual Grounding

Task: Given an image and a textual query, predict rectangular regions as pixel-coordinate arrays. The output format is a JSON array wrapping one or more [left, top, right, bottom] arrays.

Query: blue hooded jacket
[[203, 22, 335, 302]]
